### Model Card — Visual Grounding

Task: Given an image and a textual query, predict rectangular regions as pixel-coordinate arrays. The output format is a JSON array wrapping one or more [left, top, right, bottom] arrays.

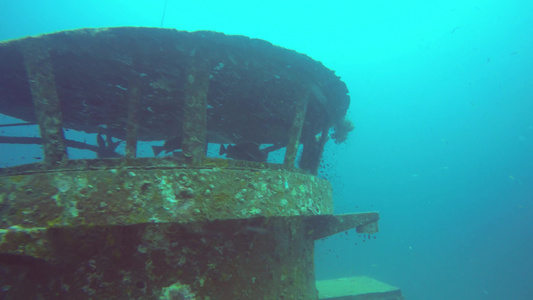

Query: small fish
[[219, 142, 265, 162], [152, 137, 182, 156], [219, 142, 284, 162], [220, 142, 266, 162], [96, 129, 121, 158]]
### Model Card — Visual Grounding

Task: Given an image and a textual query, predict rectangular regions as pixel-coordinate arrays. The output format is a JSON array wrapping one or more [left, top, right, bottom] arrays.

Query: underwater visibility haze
[[1, 1, 533, 299]]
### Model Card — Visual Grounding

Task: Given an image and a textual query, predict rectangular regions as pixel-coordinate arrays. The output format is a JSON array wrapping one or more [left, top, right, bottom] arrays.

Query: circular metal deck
[[0, 27, 350, 144]]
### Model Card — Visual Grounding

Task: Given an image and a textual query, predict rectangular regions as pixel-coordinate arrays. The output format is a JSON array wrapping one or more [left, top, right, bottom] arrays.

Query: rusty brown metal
[[0, 27, 370, 299], [125, 79, 141, 159], [284, 93, 309, 169], [21, 39, 68, 165], [182, 60, 210, 165]]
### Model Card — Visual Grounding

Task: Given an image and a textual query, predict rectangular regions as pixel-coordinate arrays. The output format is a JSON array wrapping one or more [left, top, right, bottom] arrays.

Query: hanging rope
[[160, 0, 168, 27]]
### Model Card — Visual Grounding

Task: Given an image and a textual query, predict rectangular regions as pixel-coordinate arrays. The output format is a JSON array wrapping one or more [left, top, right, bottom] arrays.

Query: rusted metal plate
[[0, 217, 320, 299], [317, 276, 403, 300], [306, 212, 380, 240]]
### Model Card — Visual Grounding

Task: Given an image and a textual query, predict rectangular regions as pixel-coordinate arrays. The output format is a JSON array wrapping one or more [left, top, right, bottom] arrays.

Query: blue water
[[1, 1, 532, 299]]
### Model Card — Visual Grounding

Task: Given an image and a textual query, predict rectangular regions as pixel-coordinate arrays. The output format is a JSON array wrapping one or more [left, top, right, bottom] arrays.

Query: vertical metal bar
[[182, 59, 209, 165], [21, 39, 68, 166], [125, 80, 140, 159], [301, 127, 329, 175], [283, 94, 309, 169], [315, 127, 330, 170]]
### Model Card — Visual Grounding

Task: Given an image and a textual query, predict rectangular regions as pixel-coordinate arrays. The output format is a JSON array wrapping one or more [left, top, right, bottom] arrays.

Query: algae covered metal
[[0, 27, 377, 299]]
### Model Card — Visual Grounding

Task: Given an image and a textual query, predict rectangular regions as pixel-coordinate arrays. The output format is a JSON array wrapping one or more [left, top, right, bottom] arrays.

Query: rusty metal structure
[[0, 27, 378, 299]]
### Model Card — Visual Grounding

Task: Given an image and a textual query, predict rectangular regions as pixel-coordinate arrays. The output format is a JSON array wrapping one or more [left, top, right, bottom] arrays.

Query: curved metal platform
[[0, 27, 350, 144]]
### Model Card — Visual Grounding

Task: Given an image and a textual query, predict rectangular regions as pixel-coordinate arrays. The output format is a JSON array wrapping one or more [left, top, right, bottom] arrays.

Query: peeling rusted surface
[[182, 60, 209, 165], [0, 218, 318, 299], [21, 38, 68, 165], [0, 166, 332, 229], [0, 163, 379, 299]]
